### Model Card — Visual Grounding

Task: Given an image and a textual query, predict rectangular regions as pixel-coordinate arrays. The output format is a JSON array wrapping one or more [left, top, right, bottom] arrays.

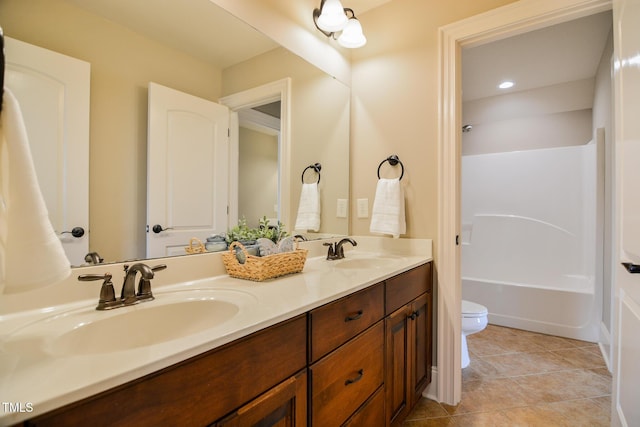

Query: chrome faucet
[[324, 238, 358, 260], [78, 262, 166, 310]]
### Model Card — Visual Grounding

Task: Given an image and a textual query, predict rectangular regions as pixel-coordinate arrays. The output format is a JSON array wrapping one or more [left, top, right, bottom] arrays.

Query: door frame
[[436, 0, 612, 405], [219, 78, 292, 230]]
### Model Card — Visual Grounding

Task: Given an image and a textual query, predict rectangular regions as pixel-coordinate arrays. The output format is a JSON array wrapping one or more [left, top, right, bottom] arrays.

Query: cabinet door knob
[[344, 310, 363, 322], [344, 369, 364, 386]]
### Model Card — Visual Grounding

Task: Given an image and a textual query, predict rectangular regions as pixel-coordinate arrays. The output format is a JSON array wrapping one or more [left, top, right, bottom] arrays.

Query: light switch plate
[[357, 198, 369, 218], [336, 199, 347, 218]]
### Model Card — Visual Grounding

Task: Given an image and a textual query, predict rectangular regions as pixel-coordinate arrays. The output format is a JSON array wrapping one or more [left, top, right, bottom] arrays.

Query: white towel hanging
[[294, 183, 321, 232], [369, 178, 406, 238], [0, 88, 71, 293]]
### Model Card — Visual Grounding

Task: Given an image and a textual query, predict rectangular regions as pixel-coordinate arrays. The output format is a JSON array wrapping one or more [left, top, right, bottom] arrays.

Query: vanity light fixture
[[313, 0, 367, 49], [498, 80, 515, 89]]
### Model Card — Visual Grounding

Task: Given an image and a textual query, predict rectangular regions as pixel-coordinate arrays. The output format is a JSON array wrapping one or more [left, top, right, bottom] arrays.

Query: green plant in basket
[[256, 216, 288, 243], [226, 216, 288, 245]]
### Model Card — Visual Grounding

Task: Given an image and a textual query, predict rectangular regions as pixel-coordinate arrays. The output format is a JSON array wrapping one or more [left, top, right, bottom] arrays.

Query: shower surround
[[461, 143, 600, 342]]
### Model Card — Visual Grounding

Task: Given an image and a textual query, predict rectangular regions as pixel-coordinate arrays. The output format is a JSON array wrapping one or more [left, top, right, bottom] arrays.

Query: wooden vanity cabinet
[[385, 264, 433, 427], [25, 315, 307, 427], [22, 262, 433, 427]]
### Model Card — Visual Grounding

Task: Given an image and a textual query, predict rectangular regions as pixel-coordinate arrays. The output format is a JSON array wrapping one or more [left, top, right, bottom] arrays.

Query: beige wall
[[349, 0, 519, 245], [1, 0, 223, 262]]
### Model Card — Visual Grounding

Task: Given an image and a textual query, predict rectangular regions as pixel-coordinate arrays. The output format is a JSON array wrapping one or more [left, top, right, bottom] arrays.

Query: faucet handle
[[137, 264, 167, 301], [323, 242, 336, 259], [78, 273, 122, 310]]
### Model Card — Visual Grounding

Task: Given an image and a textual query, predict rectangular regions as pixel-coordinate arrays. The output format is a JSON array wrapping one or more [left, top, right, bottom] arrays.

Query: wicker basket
[[222, 241, 308, 281], [185, 237, 207, 254]]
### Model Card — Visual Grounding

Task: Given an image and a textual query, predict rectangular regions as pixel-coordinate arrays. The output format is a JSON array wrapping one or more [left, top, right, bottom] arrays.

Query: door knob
[[61, 227, 85, 238], [151, 224, 173, 234]]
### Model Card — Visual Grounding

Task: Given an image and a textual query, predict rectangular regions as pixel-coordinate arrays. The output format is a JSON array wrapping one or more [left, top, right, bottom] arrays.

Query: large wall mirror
[[1, 0, 350, 266]]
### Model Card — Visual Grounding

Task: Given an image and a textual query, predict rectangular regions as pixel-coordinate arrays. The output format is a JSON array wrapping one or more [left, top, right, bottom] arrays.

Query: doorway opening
[[236, 101, 282, 229], [460, 11, 612, 343], [220, 78, 292, 231], [436, 0, 612, 406]]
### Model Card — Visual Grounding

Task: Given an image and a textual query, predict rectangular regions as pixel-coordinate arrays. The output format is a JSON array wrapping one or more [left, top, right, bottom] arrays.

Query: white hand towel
[[0, 88, 71, 294], [294, 183, 320, 232], [369, 178, 406, 238]]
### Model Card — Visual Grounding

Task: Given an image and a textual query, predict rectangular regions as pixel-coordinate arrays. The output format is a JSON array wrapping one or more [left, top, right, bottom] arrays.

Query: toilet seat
[[462, 300, 488, 318]]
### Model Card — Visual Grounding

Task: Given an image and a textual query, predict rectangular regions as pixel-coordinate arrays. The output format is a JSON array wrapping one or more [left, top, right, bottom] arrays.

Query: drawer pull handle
[[345, 369, 364, 386], [345, 310, 364, 322], [408, 311, 420, 320]]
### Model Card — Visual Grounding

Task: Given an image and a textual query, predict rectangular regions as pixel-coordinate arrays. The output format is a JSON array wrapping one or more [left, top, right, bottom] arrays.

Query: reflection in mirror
[[0, 0, 350, 266], [237, 101, 281, 229]]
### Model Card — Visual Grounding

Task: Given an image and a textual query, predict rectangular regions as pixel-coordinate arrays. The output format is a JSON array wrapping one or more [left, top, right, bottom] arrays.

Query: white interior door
[[4, 37, 90, 266], [147, 82, 229, 258], [613, 0, 640, 425]]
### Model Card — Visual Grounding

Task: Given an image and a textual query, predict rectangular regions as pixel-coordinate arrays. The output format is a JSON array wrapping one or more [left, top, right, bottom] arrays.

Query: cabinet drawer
[[309, 282, 384, 362], [385, 263, 431, 315], [310, 321, 384, 426], [343, 386, 385, 427]]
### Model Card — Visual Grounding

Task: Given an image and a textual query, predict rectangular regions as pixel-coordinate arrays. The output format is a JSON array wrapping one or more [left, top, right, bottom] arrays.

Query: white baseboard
[[422, 366, 439, 401]]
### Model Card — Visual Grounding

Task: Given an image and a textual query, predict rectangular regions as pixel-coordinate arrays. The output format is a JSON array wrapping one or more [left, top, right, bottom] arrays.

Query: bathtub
[[462, 277, 599, 342], [461, 145, 601, 343]]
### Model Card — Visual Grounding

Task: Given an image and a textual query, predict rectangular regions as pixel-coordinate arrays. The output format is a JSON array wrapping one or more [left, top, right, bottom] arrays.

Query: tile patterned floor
[[404, 325, 612, 426]]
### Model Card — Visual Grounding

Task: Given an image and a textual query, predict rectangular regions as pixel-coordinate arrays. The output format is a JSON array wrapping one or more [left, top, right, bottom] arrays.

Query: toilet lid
[[462, 300, 488, 317]]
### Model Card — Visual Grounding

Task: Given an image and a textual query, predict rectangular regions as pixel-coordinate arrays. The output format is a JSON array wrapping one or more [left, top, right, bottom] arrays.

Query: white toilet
[[461, 300, 489, 368]]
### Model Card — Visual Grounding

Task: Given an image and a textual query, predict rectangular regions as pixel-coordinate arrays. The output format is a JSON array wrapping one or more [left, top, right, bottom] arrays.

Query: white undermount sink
[[333, 253, 403, 269], [1, 288, 257, 356]]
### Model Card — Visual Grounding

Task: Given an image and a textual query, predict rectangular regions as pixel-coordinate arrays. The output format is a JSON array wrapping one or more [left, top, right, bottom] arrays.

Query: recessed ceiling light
[[498, 81, 515, 89]]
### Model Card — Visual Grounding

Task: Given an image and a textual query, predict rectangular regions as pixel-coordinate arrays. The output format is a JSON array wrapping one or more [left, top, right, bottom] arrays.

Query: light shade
[[316, 0, 348, 32], [338, 17, 367, 48]]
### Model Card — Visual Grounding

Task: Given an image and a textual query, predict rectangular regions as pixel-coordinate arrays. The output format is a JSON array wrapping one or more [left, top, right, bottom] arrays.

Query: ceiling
[[462, 11, 613, 102], [66, 0, 279, 68]]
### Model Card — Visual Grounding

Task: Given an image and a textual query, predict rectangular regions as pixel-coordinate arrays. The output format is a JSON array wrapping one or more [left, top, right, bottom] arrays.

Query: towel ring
[[377, 155, 404, 180], [301, 163, 322, 184]]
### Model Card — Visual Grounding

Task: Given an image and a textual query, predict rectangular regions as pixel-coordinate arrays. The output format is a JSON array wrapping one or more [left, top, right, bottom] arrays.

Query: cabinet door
[[409, 292, 432, 405], [385, 305, 411, 427], [385, 292, 432, 427], [216, 371, 307, 427]]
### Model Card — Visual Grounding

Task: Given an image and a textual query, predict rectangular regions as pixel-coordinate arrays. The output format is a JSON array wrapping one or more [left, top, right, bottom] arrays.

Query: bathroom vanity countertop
[[0, 237, 431, 425]]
